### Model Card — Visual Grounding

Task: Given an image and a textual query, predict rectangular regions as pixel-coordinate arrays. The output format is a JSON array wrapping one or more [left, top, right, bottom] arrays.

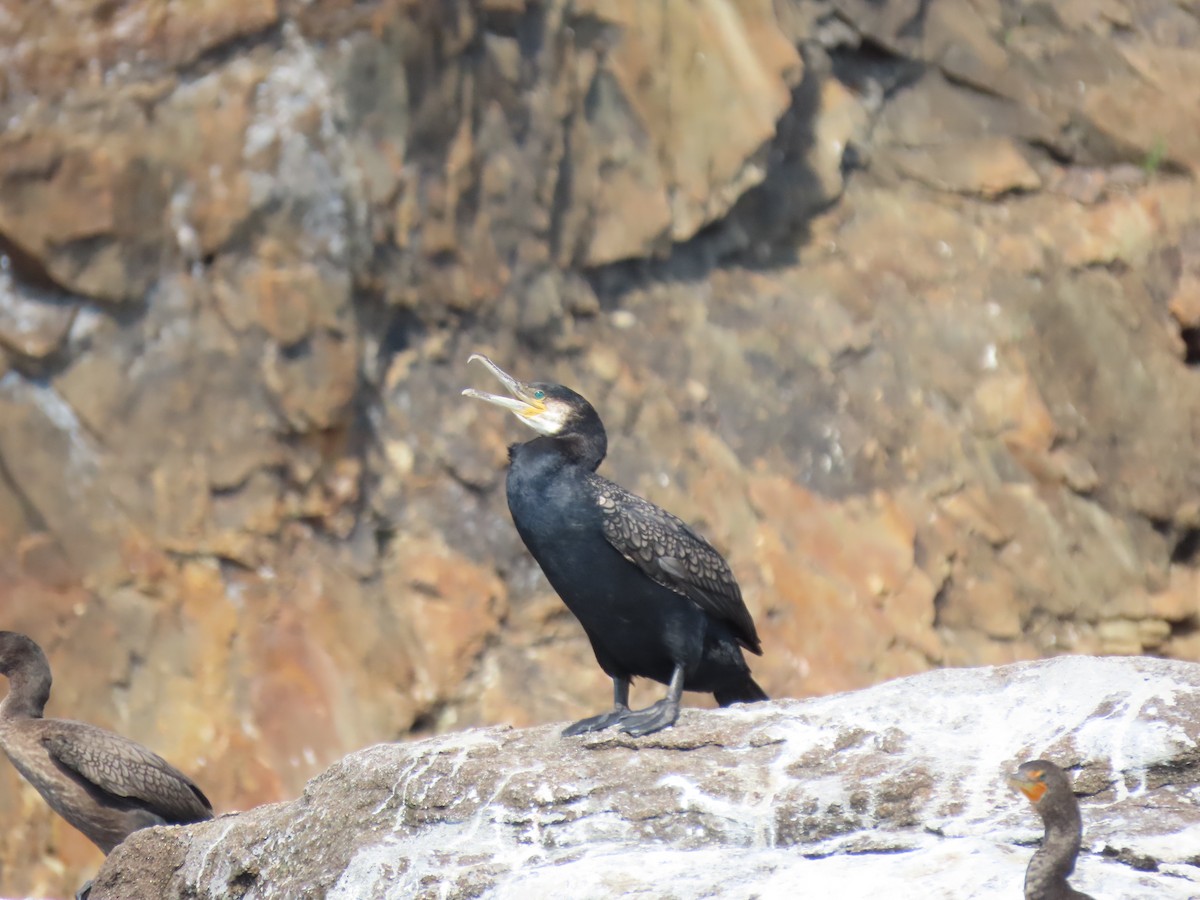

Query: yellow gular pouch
[[518, 395, 546, 417]]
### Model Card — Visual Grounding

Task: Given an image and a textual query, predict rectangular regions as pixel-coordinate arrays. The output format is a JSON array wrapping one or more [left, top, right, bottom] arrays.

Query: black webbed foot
[[562, 706, 630, 736], [617, 697, 680, 736], [76, 879, 94, 900]]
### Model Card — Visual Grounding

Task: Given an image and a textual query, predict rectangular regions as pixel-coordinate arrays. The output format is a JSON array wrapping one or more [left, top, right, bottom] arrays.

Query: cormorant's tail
[[714, 675, 769, 707]]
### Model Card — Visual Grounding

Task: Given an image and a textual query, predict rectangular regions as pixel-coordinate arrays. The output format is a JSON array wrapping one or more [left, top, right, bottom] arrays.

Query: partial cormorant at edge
[[0, 631, 213, 899], [1009, 759, 1095, 900], [464, 354, 768, 737]]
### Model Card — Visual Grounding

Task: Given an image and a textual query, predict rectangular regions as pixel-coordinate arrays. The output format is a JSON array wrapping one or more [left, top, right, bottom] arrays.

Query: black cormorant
[[1009, 759, 1094, 900], [463, 354, 767, 737], [0, 631, 213, 899]]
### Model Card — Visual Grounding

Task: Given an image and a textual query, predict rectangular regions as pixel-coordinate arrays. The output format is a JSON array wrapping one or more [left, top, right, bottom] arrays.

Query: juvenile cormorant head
[[463, 354, 607, 457], [0, 631, 47, 677], [1009, 759, 1071, 807], [0, 631, 52, 718]]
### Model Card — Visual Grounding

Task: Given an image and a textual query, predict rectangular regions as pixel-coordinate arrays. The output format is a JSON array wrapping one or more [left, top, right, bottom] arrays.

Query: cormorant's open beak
[[1007, 773, 1046, 803], [462, 354, 547, 419]]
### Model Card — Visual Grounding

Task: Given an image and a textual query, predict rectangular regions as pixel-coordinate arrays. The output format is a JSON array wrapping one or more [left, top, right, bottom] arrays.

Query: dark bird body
[[1009, 759, 1094, 900], [465, 354, 766, 736], [0, 631, 213, 895]]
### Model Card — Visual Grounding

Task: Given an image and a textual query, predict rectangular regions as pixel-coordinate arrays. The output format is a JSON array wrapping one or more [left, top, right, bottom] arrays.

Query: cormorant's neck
[[557, 430, 607, 470], [512, 430, 607, 471], [1028, 813, 1082, 891], [0, 667, 51, 720]]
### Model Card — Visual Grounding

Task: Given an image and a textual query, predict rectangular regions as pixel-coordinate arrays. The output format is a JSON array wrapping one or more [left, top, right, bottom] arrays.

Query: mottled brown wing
[[589, 475, 762, 654], [43, 721, 214, 823]]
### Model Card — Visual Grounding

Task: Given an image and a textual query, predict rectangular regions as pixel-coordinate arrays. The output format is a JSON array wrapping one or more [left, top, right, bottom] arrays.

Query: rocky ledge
[[91, 656, 1200, 899]]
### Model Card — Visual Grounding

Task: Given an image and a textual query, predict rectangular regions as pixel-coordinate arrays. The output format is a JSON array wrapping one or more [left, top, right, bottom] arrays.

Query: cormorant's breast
[[505, 439, 600, 547]]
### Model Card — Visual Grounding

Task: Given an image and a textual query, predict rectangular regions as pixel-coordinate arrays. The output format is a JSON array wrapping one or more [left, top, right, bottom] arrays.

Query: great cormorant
[[0, 632, 213, 899], [1009, 759, 1094, 900], [463, 354, 767, 737]]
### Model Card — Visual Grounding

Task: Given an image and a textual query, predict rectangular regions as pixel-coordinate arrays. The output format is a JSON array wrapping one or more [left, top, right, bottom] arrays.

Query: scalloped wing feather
[[590, 475, 762, 654], [42, 722, 213, 823]]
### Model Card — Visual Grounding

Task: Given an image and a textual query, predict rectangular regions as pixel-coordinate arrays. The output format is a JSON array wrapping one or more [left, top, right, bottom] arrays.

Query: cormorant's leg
[[618, 665, 684, 736], [562, 677, 631, 736], [75, 879, 93, 900]]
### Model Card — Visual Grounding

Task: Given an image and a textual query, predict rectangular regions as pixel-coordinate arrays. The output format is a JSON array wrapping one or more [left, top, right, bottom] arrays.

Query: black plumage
[[591, 478, 761, 655], [1009, 759, 1094, 900], [464, 354, 767, 736]]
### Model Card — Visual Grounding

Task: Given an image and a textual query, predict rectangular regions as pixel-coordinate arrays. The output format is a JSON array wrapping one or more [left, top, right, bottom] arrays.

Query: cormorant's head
[[1008, 759, 1070, 806], [0, 631, 46, 677], [462, 354, 603, 440]]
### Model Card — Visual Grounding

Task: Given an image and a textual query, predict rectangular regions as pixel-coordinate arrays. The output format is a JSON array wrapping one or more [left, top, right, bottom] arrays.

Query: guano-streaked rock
[[91, 656, 1200, 899]]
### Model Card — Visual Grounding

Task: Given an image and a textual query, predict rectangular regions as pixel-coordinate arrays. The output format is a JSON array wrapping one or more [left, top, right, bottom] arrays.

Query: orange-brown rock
[[3, 0, 1200, 895], [0, 0, 280, 100], [571, 0, 802, 263]]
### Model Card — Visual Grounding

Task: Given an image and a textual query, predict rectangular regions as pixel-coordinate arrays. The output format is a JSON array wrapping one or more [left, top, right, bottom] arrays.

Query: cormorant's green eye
[[533, 390, 546, 400]]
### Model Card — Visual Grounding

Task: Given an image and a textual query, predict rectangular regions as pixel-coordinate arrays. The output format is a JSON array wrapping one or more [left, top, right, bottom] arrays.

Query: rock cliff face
[[90, 657, 1200, 899], [2, 0, 1200, 894]]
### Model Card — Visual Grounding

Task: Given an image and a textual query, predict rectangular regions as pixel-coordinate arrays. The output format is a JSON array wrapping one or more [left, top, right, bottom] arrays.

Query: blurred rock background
[[1, 0, 1198, 894]]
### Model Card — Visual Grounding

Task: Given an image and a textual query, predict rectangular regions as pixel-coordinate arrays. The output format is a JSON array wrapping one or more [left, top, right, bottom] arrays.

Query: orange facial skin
[[1008, 767, 1049, 803]]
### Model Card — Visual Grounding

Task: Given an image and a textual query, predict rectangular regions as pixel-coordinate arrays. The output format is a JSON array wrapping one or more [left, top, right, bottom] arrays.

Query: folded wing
[[43, 723, 213, 823], [590, 475, 762, 655]]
